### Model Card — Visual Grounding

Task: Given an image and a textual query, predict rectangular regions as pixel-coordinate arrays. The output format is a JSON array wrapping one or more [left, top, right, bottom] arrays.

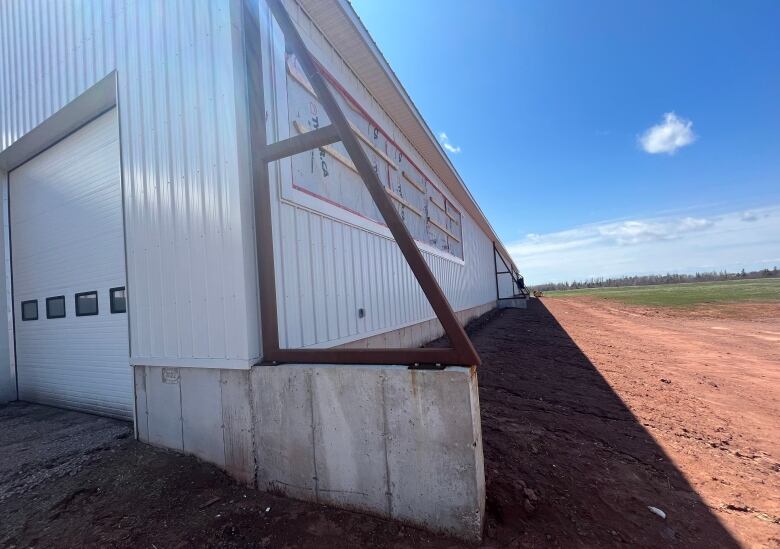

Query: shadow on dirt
[[451, 299, 740, 547], [0, 299, 740, 548]]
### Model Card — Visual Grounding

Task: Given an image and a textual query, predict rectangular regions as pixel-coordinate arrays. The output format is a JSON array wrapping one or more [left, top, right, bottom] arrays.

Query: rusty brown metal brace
[[245, 0, 480, 367]]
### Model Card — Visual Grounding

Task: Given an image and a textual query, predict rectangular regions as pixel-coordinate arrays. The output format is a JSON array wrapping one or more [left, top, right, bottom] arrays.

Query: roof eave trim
[[331, 0, 519, 273]]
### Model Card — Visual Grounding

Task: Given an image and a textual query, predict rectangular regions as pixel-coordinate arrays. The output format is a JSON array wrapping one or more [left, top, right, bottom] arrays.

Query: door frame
[[0, 73, 130, 420]]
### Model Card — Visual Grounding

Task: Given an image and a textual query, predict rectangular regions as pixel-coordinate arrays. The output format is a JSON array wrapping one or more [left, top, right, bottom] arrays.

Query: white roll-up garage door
[[10, 109, 131, 419]]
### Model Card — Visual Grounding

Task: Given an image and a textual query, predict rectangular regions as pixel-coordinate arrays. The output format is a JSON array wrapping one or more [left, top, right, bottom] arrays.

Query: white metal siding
[[1, 0, 502, 367], [11, 110, 131, 418], [275, 202, 494, 348], [0, 0, 260, 368], [259, 2, 496, 349]]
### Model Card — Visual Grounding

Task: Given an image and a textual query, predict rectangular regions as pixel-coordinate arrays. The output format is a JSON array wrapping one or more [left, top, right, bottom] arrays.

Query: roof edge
[[298, 0, 520, 273]]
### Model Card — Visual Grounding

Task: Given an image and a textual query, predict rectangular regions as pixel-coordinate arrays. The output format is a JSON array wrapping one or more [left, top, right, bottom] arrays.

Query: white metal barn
[[0, 0, 525, 540]]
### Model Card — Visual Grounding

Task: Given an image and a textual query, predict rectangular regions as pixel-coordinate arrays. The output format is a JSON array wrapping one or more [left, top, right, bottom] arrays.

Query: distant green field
[[543, 278, 780, 307]]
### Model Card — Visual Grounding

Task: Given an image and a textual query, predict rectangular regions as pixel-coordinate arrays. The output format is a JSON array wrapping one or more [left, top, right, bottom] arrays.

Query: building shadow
[[431, 299, 740, 548]]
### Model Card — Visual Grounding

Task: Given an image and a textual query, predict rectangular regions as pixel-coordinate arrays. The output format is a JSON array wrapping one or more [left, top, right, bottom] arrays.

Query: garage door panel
[[11, 126, 120, 220], [11, 109, 131, 420]]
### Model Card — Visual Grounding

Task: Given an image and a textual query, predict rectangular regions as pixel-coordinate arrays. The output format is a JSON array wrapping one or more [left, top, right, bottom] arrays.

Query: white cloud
[[438, 131, 461, 154], [639, 112, 696, 154], [508, 205, 780, 284], [596, 216, 713, 245], [741, 210, 759, 222]]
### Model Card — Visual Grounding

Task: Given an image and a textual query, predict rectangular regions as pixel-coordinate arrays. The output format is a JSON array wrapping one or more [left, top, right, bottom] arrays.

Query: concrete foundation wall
[[133, 303, 492, 540], [135, 363, 485, 541], [133, 366, 255, 484], [252, 364, 485, 540], [498, 297, 528, 309]]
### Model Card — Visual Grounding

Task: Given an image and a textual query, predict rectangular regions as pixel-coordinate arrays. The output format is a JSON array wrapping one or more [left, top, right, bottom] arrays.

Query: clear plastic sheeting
[[285, 53, 464, 259]]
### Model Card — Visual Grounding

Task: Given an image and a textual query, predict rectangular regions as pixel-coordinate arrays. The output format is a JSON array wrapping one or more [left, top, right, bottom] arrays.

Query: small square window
[[75, 291, 99, 316], [46, 296, 66, 319], [110, 287, 126, 314], [21, 300, 38, 321]]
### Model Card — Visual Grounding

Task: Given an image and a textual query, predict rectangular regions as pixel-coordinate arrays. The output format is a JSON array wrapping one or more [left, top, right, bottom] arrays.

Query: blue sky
[[350, 0, 780, 283]]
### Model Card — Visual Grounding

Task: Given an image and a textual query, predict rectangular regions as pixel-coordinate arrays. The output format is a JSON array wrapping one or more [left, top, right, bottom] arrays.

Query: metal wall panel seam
[[262, 0, 498, 348], [1, 0, 258, 363]]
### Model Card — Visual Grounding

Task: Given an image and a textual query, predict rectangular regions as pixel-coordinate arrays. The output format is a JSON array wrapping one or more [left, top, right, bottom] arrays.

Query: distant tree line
[[531, 266, 779, 292]]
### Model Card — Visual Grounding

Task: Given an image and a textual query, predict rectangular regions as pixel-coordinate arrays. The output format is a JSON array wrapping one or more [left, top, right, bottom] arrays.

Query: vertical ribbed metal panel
[[0, 0, 259, 367], [274, 202, 494, 349], [2, 0, 500, 362], [256, 2, 497, 349]]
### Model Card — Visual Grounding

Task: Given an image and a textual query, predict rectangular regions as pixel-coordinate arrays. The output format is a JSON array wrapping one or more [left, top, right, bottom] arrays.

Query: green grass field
[[543, 278, 780, 307]]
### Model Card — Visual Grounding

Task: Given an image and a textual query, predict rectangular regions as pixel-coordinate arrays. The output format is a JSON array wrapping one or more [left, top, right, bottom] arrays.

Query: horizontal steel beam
[[261, 124, 341, 163], [262, 347, 464, 366]]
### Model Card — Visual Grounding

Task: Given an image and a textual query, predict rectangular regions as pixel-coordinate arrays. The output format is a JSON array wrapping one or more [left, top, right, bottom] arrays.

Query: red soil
[[514, 297, 779, 547], [1, 297, 777, 547]]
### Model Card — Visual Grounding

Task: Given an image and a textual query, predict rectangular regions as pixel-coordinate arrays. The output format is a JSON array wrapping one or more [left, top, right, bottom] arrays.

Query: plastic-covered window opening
[[285, 54, 464, 260]]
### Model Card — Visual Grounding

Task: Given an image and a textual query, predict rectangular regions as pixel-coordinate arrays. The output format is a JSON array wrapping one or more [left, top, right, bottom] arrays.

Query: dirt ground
[[1, 298, 778, 548], [531, 297, 780, 547]]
